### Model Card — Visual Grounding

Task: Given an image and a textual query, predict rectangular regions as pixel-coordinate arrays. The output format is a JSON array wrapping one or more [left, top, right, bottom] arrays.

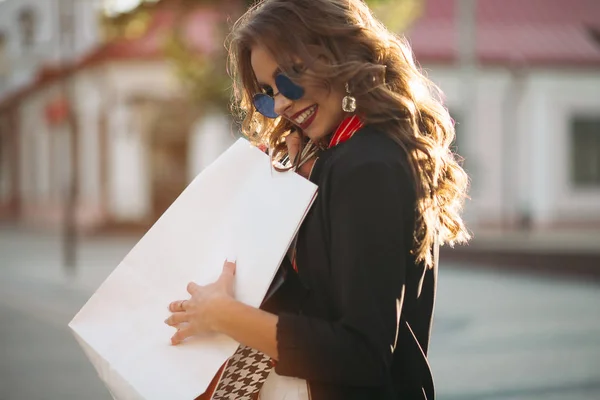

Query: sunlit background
[[0, 0, 599, 399]]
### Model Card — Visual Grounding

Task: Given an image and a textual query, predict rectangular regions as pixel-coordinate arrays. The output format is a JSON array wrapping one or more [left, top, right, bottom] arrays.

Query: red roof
[[407, 0, 600, 66]]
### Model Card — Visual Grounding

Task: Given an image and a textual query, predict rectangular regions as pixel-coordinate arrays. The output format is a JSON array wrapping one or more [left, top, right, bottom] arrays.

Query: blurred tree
[[163, 5, 232, 111], [99, 1, 154, 41], [371, 0, 423, 32]]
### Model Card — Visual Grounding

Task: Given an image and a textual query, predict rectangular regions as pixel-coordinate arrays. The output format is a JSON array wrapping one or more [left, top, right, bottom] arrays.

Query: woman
[[165, 0, 470, 398]]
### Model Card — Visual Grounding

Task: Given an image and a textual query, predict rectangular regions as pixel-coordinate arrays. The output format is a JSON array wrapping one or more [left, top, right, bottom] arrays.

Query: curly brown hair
[[227, 0, 470, 268]]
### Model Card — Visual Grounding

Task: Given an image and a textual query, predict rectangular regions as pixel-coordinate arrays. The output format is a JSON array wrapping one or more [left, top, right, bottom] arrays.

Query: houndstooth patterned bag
[[210, 344, 273, 400], [208, 256, 309, 400]]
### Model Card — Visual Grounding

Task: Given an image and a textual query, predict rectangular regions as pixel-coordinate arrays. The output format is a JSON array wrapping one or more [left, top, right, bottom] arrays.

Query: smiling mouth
[[290, 105, 318, 127]]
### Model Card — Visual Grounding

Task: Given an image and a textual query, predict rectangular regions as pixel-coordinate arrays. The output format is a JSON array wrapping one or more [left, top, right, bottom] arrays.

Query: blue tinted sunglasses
[[253, 74, 305, 119]]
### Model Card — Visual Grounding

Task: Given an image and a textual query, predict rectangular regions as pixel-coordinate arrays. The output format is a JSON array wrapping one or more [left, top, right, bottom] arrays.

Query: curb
[[441, 247, 600, 282]]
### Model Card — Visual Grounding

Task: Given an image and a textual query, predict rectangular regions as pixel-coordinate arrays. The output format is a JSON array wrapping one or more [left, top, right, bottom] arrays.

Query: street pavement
[[1, 227, 599, 400]]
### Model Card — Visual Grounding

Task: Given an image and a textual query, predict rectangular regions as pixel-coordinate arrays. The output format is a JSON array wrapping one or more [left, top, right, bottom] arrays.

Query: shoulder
[[325, 124, 414, 189]]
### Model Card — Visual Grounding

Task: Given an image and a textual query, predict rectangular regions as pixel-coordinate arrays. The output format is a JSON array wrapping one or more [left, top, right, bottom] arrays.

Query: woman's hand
[[165, 260, 236, 345], [285, 131, 316, 179]]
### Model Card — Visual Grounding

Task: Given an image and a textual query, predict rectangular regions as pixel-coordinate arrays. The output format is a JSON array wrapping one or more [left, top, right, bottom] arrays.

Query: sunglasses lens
[[276, 74, 305, 100], [253, 94, 278, 118]]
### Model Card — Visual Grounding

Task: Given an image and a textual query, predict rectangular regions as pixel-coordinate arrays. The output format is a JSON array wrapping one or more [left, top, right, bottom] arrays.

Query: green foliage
[[165, 0, 399, 111], [163, 29, 231, 110]]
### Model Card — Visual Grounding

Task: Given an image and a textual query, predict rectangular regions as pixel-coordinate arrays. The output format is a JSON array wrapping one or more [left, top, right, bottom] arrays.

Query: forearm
[[275, 312, 391, 385], [210, 297, 279, 360], [206, 297, 394, 386]]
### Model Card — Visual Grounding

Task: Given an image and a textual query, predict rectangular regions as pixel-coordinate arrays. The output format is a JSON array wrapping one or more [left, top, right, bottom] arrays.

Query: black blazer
[[263, 125, 437, 400]]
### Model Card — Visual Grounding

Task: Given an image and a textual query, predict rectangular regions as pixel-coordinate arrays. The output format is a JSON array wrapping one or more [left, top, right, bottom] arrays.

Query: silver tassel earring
[[342, 82, 357, 113]]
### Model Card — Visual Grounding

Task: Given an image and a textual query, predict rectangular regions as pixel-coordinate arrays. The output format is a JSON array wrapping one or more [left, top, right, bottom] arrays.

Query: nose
[[273, 93, 292, 117]]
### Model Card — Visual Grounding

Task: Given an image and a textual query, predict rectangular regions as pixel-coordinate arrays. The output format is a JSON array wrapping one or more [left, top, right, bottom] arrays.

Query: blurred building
[[0, 0, 101, 224], [1, 0, 599, 233], [407, 0, 600, 229], [0, 0, 235, 232]]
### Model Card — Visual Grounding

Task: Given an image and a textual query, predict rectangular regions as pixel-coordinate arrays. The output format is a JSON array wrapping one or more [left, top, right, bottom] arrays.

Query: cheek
[[301, 83, 345, 123], [302, 80, 330, 102], [310, 87, 340, 110]]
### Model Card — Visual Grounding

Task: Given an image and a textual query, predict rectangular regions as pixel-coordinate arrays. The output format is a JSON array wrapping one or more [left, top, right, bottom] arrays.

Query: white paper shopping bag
[[69, 138, 317, 400]]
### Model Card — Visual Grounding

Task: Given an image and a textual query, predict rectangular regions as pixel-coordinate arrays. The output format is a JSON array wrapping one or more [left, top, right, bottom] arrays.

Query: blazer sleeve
[[274, 161, 411, 386]]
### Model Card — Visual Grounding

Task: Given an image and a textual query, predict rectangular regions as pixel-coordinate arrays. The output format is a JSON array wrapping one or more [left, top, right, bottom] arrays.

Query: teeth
[[294, 106, 316, 125]]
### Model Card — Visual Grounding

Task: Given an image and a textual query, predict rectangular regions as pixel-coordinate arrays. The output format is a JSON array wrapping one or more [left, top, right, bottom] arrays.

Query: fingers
[[285, 131, 301, 164], [164, 312, 188, 327], [171, 325, 193, 345], [168, 300, 187, 312], [222, 259, 236, 276], [218, 260, 236, 289], [297, 157, 316, 179], [187, 282, 201, 295]]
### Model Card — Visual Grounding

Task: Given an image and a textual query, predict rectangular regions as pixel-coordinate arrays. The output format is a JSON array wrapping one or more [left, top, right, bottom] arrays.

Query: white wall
[[105, 61, 182, 100], [425, 67, 511, 224], [14, 68, 108, 227], [101, 61, 240, 223], [534, 71, 600, 224], [73, 70, 103, 206], [10, 58, 193, 227], [106, 97, 150, 222], [189, 112, 237, 180], [423, 65, 600, 228], [0, 0, 103, 97], [18, 85, 52, 205], [102, 61, 181, 223], [16, 82, 77, 228]]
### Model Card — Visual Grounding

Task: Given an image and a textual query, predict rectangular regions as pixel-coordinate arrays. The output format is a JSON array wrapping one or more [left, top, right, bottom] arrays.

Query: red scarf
[[328, 115, 364, 148]]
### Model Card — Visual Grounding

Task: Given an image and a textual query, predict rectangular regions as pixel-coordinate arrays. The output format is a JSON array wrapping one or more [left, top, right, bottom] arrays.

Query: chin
[[303, 123, 327, 142], [304, 131, 325, 142]]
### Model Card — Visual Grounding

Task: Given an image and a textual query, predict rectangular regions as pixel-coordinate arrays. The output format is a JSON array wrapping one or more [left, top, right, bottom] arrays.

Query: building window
[[571, 116, 600, 186], [18, 8, 37, 48]]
